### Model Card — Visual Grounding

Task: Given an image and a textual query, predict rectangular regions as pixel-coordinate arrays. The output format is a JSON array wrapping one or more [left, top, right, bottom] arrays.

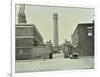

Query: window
[[87, 27, 93, 36]]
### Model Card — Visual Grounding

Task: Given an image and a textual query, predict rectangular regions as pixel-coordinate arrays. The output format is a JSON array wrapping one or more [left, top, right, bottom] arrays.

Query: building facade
[[16, 24, 44, 60], [71, 23, 94, 56]]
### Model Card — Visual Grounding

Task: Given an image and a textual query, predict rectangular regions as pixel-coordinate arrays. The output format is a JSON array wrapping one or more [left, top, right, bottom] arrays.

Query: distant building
[[45, 40, 53, 59], [63, 40, 73, 58], [45, 40, 52, 48], [71, 22, 94, 56]]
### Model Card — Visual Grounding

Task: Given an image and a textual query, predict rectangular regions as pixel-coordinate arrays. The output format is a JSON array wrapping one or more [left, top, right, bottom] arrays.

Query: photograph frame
[[11, 0, 97, 77]]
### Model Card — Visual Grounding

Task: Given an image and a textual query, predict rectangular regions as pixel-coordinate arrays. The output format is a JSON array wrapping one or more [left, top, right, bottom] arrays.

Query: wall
[[78, 24, 94, 56], [31, 46, 52, 59], [72, 23, 94, 56]]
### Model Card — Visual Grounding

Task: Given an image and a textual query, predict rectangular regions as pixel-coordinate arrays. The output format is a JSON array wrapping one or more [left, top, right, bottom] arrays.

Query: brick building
[[71, 22, 94, 56]]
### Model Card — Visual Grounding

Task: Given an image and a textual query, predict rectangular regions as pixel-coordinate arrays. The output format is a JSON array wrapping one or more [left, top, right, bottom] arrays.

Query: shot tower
[[53, 13, 59, 53]]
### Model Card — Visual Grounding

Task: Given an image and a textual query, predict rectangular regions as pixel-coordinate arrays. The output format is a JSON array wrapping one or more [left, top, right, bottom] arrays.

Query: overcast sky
[[16, 4, 94, 45]]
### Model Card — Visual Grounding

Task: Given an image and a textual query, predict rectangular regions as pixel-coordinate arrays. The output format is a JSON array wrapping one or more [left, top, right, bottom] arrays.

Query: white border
[[13, 0, 95, 8], [11, 0, 99, 77], [11, 0, 15, 76]]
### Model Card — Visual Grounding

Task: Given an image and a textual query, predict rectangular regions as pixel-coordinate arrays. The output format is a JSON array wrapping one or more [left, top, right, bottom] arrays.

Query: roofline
[[72, 22, 94, 36], [16, 23, 43, 40], [78, 23, 94, 25], [16, 23, 35, 26]]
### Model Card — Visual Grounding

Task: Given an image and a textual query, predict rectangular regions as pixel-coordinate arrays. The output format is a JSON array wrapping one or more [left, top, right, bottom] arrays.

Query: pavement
[[15, 53, 94, 73]]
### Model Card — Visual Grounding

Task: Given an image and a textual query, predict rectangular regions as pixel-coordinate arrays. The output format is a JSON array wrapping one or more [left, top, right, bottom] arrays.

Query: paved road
[[53, 53, 64, 59], [16, 53, 94, 73]]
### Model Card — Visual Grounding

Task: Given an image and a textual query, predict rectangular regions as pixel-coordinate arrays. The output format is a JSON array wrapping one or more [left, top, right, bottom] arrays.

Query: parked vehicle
[[70, 52, 79, 59]]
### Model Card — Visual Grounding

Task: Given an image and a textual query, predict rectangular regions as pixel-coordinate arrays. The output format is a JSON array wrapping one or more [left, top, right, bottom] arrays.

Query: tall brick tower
[[53, 13, 59, 53]]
